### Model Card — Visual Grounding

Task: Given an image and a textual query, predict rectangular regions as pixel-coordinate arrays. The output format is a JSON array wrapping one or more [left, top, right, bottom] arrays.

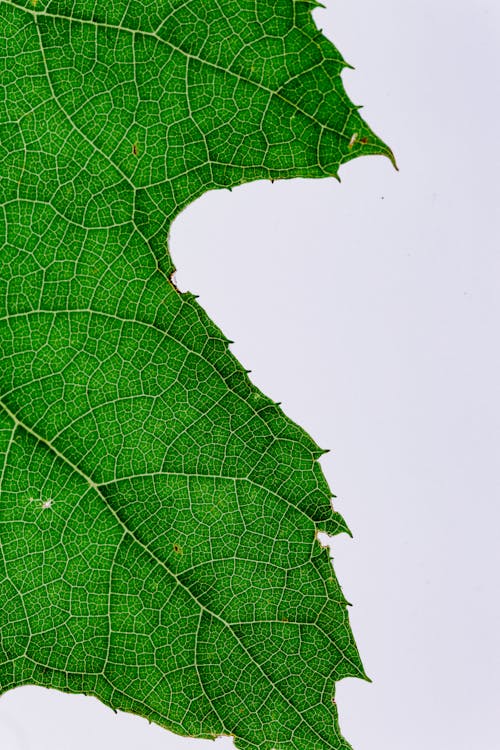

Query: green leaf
[[0, 0, 391, 748]]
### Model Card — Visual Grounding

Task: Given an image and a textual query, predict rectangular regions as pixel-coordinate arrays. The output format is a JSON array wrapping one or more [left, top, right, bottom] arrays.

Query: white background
[[1, 0, 499, 748]]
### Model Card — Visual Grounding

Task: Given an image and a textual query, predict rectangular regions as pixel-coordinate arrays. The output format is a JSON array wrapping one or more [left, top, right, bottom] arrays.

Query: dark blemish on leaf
[[360, 137, 368, 144], [169, 271, 179, 291], [132, 142, 138, 156], [173, 543, 182, 554]]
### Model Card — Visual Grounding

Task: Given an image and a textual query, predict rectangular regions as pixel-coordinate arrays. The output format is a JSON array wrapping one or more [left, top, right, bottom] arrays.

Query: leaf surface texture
[[0, 1, 391, 747]]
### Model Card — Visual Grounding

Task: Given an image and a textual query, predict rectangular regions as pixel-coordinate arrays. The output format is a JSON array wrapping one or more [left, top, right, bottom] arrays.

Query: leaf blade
[[0, 0, 390, 747]]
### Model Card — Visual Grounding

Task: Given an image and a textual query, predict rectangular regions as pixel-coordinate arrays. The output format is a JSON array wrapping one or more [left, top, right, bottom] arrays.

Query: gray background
[[1, 0, 499, 748]]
